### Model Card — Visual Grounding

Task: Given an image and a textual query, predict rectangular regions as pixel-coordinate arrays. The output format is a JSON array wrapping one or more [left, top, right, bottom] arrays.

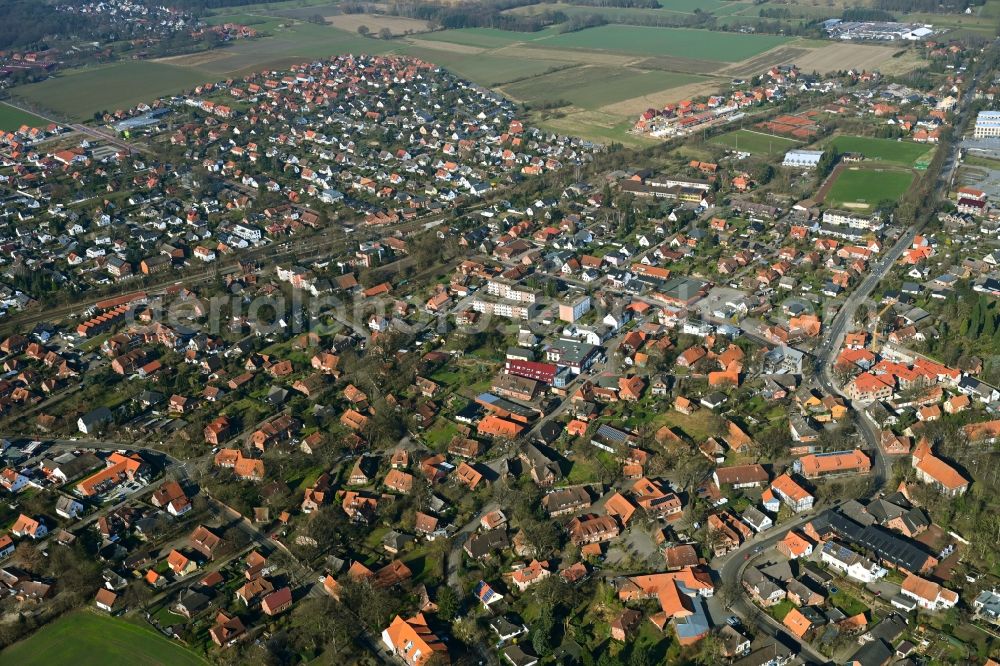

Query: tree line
[[874, 0, 983, 13]]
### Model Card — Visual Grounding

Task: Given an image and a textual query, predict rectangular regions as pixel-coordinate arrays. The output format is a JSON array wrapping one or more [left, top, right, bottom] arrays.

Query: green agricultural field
[[397, 45, 567, 87], [1, 610, 207, 666], [828, 135, 933, 167], [502, 66, 706, 110], [709, 128, 801, 155], [13, 61, 211, 120], [0, 102, 51, 131], [175, 23, 385, 76], [510, 0, 739, 22], [825, 167, 915, 210], [540, 24, 789, 61]]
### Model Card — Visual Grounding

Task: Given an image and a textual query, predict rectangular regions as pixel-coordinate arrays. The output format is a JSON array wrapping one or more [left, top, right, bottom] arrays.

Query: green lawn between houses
[[1, 609, 207, 666]]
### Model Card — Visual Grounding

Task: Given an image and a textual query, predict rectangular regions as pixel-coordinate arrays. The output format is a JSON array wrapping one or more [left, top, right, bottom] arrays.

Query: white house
[[900, 574, 959, 611], [78, 406, 112, 434], [194, 246, 217, 262], [232, 224, 263, 242], [742, 506, 773, 533], [56, 496, 85, 520], [820, 542, 886, 583]]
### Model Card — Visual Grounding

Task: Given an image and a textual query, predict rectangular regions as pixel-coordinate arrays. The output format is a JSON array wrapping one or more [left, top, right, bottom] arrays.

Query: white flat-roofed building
[[973, 111, 1000, 139], [782, 149, 824, 169], [822, 209, 883, 230]]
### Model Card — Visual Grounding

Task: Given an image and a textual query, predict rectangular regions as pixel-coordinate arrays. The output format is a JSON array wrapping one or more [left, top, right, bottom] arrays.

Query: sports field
[[825, 167, 915, 210], [0, 610, 207, 666], [828, 135, 934, 167], [13, 61, 210, 120], [709, 129, 800, 155], [540, 25, 789, 61], [0, 102, 51, 130]]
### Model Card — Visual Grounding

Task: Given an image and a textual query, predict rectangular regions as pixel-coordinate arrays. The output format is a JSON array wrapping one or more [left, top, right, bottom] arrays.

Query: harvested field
[[722, 46, 810, 78], [405, 38, 486, 55], [723, 41, 921, 78], [153, 49, 234, 67], [325, 14, 432, 36], [494, 44, 639, 67], [637, 55, 734, 76], [419, 27, 556, 49], [790, 43, 921, 75], [599, 79, 726, 117]]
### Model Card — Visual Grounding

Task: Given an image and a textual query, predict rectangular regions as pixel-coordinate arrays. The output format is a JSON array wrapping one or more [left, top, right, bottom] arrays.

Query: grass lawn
[[502, 66, 707, 110], [709, 128, 801, 155], [363, 526, 391, 552], [566, 456, 600, 484], [831, 589, 868, 617], [0, 102, 51, 131], [423, 418, 459, 450], [540, 25, 788, 61], [828, 135, 933, 167], [653, 409, 718, 442], [14, 61, 211, 120], [769, 598, 795, 622], [1, 610, 206, 666], [961, 154, 1000, 170], [825, 167, 914, 210]]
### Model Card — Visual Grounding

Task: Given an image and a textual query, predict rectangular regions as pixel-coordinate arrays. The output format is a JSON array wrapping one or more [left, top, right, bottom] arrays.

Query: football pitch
[[828, 135, 933, 167], [825, 167, 915, 209]]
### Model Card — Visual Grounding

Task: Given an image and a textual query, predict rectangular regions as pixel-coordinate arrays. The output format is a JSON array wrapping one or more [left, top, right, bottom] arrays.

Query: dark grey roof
[[847, 639, 893, 666], [869, 613, 908, 643], [840, 499, 877, 526], [857, 524, 933, 573], [464, 530, 509, 558], [594, 424, 632, 444]]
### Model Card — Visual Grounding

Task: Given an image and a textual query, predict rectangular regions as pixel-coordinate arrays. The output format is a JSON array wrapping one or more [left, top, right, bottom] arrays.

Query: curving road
[[720, 42, 995, 664]]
